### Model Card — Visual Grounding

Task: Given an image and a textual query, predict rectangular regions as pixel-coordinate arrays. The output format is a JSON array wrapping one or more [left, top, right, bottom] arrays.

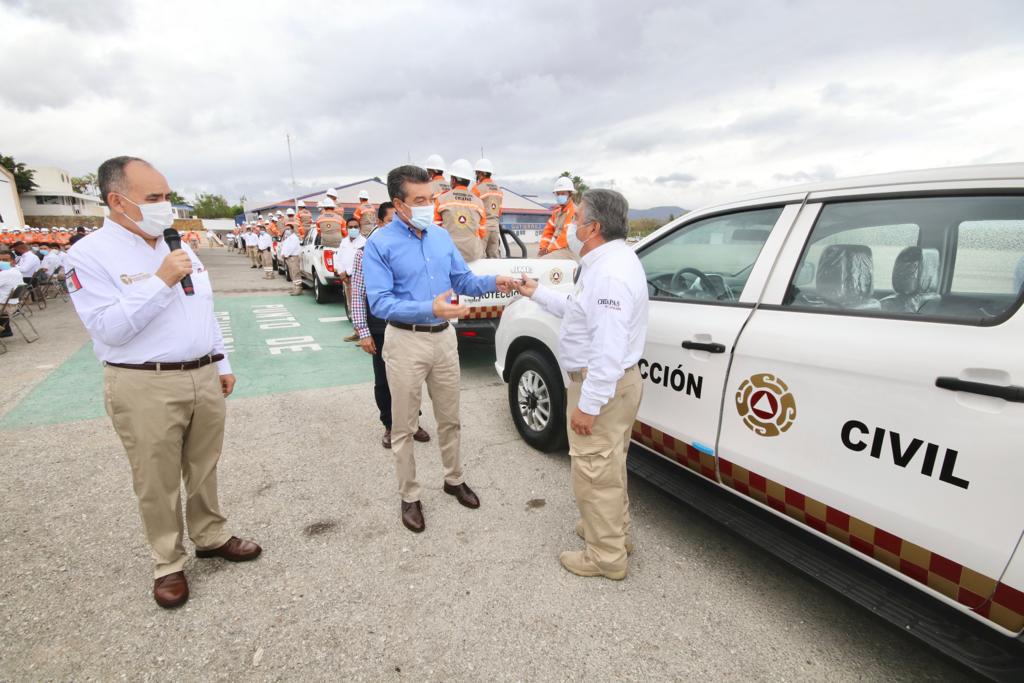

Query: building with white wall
[[0, 165, 25, 228], [20, 165, 105, 218]]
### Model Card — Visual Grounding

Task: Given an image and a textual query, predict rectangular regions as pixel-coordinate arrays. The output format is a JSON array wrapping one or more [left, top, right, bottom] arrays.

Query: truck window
[[784, 196, 1024, 325], [637, 207, 782, 303]]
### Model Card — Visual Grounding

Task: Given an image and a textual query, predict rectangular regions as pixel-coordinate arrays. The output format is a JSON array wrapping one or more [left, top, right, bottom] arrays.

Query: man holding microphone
[[513, 189, 648, 580], [67, 156, 261, 609]]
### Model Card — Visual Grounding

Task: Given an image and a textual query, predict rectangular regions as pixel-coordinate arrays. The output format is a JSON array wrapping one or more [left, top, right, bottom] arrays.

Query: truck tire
[[508, 350, 567, 452], [313, 270, 331, 304]]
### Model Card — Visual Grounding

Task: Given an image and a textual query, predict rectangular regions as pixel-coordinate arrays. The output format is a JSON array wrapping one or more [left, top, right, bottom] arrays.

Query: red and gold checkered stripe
[[460, 305, 504, 320], [632, 421, 717, 481], [631, 420, 1024, 633]]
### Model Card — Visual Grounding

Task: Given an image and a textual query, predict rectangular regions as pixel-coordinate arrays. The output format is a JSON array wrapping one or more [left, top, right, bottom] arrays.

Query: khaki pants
[[382, 324, 464, 502], [103, 363, 232, 579], [484, 228, 501, 258], [247, 245, 259, 266], [567, 366, 642, 573], [286, 255, 302, 293], [261, 249, 273, 275]]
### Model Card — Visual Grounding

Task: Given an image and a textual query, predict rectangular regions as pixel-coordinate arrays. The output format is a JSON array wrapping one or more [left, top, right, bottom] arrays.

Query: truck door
[[718, 194, 1024, 632], [631, 203, 801, 481]]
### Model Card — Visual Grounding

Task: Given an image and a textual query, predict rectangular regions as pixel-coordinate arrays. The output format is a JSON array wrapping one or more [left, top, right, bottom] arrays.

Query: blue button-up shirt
[[363, 216, 497, 324]]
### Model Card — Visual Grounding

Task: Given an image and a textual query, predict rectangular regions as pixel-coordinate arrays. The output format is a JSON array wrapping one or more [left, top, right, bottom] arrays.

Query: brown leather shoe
[[196, 536, 262, 562], [443, 482, 480, 509], [401, 501, 425, 533], [344, 333, 359, 342], [413, 426, 430, 443], [382, 429, 392, 449], [153, 571, 189, 608]]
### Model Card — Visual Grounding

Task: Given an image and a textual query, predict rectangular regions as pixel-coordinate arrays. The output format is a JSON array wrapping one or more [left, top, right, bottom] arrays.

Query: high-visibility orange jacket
[[315, 210, 346, 243], [353, 201, 376, 236], [434, 184, 487, 263], [430, 174, 451, 201], [539, 199, 577, 253], [267, 221, 281, 237], [297, 208, 313, 229], [471, 178, 503, 230]]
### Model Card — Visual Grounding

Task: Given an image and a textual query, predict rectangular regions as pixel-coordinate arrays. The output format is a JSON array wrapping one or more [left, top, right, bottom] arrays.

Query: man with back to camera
[[513, 189, 648, 580], [362, 165, 515, 533], [67, 156, 261, 609]]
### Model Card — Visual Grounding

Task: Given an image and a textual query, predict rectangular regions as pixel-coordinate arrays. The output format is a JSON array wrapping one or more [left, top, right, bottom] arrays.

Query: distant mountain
[[629, 205, 686, 221]]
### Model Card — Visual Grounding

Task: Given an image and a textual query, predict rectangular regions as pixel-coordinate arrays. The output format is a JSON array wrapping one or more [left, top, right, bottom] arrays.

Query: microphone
[[163, 228, 195, 296]]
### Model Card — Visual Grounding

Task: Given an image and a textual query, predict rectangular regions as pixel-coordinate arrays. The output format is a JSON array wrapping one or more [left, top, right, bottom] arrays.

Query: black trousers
[[370, 331, 391, 429]]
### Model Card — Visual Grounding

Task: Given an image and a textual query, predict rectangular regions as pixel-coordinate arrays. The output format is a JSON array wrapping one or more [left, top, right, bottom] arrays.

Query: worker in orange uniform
[[539, 176, 578, 259], [472, 158, 504, 258], [434, 158, 487, 263], [297, 203, 313, 235], [352, 190, 376, 237], [284, 208, 305, 239], [315, 198, 345, 243], [424, 154, 450, 200]]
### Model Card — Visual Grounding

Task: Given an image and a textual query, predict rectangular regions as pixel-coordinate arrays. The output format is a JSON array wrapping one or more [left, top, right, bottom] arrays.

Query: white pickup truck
[[298, 226, 347, 303], [495, 164, 1024, 647]]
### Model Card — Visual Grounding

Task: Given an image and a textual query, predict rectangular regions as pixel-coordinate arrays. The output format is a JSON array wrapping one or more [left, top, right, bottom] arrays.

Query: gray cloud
[[2, 0, 1023, 210], [653, 172, 698, 187], [773, 165, 838, 184]]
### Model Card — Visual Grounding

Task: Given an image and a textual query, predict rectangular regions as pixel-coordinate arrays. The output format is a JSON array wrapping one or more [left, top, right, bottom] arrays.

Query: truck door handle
[[935, 377, 1024, 403], [681, 340, 726, 353]]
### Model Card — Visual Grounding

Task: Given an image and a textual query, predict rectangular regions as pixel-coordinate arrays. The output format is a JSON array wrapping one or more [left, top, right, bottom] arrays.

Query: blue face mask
[[0, 262, 10, 271], [408, 204, 434, 231], [555, 195, 569, 206], [39, 249, 49, 255]]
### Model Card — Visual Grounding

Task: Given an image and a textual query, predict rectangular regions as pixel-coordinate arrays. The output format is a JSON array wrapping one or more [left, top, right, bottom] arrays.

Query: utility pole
[[286, 133, 298, 211]]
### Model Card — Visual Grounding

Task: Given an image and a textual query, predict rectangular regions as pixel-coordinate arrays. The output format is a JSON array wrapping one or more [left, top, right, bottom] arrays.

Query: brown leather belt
[[388, 321, 450, 333], [106, 353, 224, 371]]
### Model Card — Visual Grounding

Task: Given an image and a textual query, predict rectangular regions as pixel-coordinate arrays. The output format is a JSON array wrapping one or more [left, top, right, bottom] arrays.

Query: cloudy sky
[[2, 0, 1023, 210]]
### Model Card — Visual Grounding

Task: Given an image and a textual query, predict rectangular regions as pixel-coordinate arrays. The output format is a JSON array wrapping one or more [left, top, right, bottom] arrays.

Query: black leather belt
[[106, 353, 224, 371], [388, 321, 450, 333]]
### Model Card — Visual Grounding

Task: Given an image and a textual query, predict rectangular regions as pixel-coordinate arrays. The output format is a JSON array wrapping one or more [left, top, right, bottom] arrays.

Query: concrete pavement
[[0, 245, 971, 681]]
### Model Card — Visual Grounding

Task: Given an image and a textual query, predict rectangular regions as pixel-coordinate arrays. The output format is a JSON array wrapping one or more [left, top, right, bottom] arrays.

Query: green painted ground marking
[[0, 294, 372, 429]]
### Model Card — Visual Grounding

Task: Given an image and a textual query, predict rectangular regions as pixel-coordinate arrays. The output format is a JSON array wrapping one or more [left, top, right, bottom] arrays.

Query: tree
[[167, 191, 186, 205], [192, 192, 236, 219], [71, 172, 98, 195], [559, 170, 589, 201], [0, 154, 38, 193]]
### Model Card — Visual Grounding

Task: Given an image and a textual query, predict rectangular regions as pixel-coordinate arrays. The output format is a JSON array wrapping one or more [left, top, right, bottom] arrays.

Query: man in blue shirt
[[363, 165, 514, 533]]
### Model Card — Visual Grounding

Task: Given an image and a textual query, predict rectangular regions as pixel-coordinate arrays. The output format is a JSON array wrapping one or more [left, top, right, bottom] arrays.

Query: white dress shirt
[[256, 232, 272, 251], [16, 250, 40, 278], [243, 232, 259, 247], [337, 233, 367, 276], [0, 265, 23, 304], [41, 252, 63, 274], [279, 233, 301, 258], [533, 239, 649, 415], [58, 251, 70, 272], [67, 219, 232, 374]]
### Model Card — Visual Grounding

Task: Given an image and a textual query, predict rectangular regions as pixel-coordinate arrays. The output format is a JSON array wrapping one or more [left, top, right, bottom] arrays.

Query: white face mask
[[408, 204, 434, 231], [566, 222, 596, 258], [118, 194, 174, 237]]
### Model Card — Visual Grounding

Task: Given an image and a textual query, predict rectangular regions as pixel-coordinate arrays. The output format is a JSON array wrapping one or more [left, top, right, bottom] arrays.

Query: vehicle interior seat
[[880, 247, 941, 314], [815, 244, 880, 310]]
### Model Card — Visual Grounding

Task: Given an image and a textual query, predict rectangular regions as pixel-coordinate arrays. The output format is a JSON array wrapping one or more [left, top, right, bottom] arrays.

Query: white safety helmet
[[448, 158, 474, 184], [424, 154, 446, 173], [474, 158, 494, 174], [358, 190, 370, 201], [553, 176, 575, 193], [286, 208, 295, 216], [325, 187, 338, 199], [319, 198, 335, 209]]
